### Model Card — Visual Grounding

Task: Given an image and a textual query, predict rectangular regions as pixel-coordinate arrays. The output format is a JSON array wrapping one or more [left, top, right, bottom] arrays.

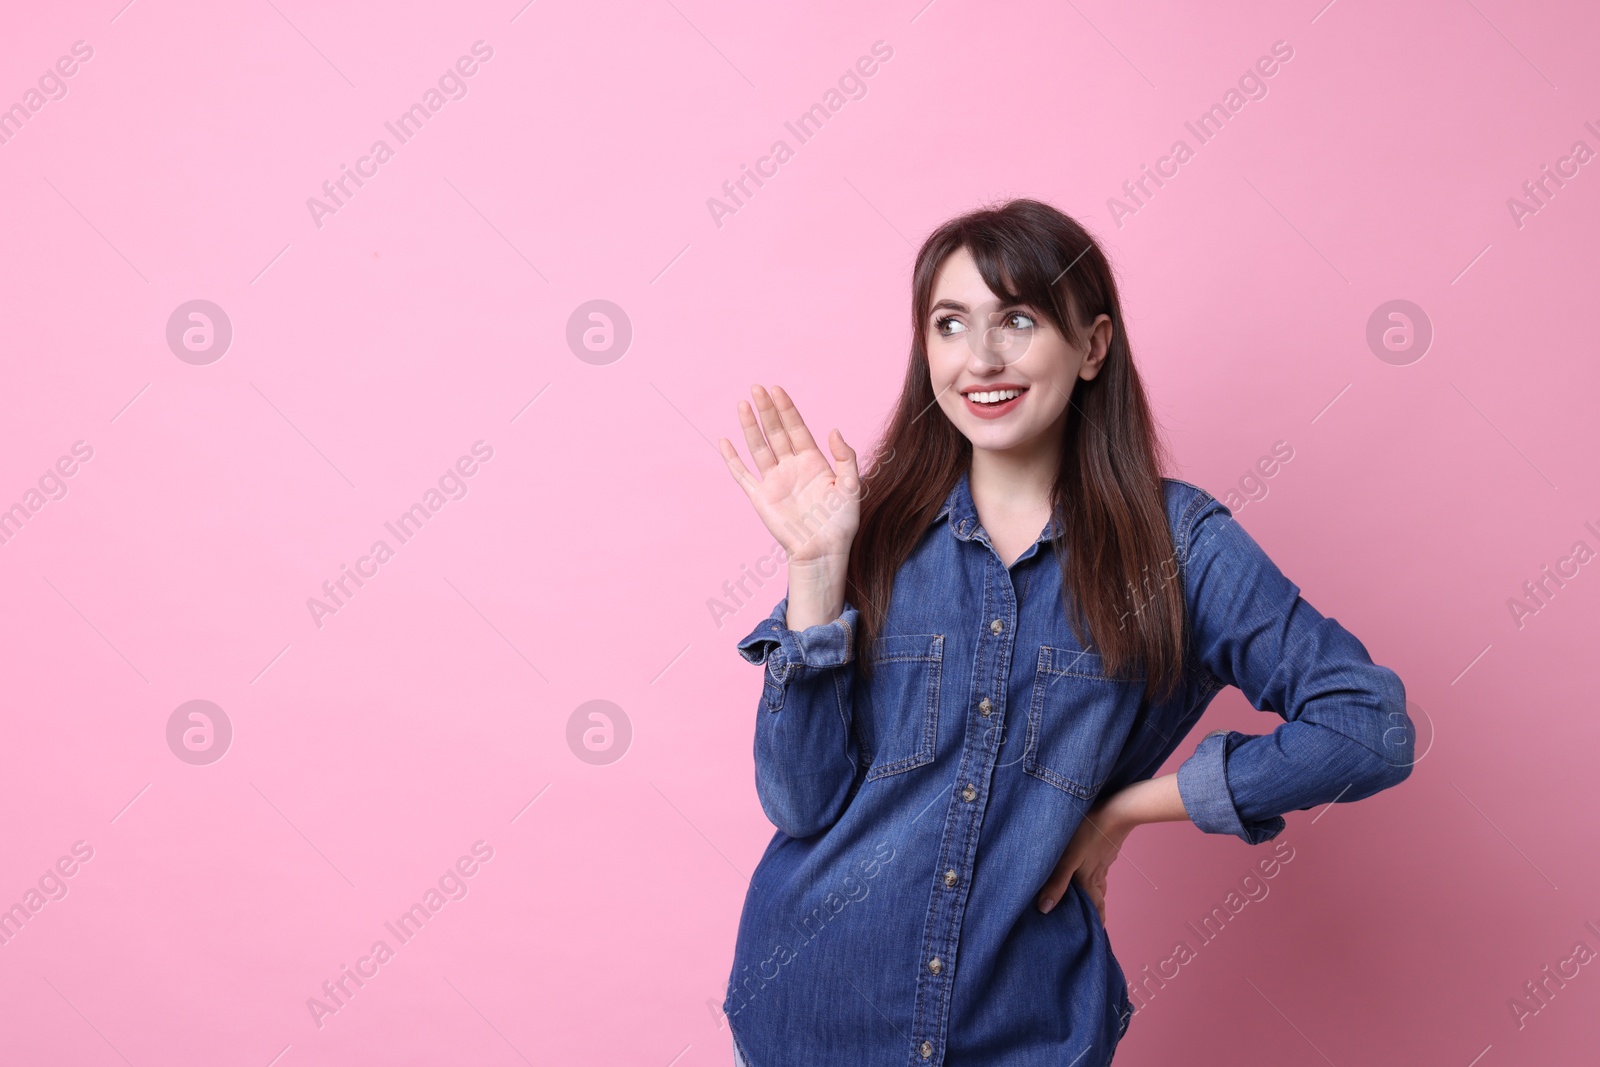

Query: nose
[[981, 319, 1009, 353], [967, 305, 1028, 369]]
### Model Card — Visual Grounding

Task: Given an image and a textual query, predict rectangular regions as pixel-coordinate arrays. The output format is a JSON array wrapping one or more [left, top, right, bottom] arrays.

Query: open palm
[[719, 384, 861, 564]]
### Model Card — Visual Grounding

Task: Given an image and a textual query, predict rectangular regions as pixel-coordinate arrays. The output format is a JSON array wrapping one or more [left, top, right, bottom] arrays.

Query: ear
[[1078, 314, 1114, 381]]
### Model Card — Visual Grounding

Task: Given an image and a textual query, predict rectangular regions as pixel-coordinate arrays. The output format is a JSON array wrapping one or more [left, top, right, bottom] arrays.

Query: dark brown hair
[[845, 198, 1186, 702]]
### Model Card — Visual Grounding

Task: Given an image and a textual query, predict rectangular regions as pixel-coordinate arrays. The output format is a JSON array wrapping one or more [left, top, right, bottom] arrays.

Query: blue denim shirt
[[725, 470, 1413, 1067]]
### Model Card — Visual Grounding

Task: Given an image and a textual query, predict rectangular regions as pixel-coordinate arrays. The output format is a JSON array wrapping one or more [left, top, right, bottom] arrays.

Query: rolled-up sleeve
[[737, 596, 860, 712], [736, 596, 863, 838], [1174, 493, 1415, 844]]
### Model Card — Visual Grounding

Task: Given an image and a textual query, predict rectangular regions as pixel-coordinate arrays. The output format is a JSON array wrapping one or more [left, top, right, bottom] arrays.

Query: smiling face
[[926, 245, 1112, 457]]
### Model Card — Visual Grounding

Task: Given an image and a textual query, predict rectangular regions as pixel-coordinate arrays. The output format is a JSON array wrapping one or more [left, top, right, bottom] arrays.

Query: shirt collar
[[931, 467, 1063, 545]]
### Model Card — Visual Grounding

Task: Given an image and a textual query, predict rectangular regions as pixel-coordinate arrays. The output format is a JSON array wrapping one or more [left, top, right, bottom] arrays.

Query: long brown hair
[[846, 198, 1186, 702]]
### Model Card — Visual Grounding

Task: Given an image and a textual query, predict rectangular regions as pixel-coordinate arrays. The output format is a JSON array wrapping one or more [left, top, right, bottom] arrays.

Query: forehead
[[929, 247, 1003, 304]]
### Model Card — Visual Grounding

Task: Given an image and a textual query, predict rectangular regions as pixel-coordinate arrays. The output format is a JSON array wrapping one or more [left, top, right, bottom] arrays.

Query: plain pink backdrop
[[1, 1, 1597, 1064]]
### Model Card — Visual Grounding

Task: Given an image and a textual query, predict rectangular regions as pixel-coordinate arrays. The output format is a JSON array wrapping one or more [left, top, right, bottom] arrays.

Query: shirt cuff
[[1176, 730, 1287, 845], [735, 596, 860, 712]]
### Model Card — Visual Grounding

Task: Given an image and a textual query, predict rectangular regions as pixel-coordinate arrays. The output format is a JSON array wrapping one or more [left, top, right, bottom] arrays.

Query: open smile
[[961, 384, 1028, 419]]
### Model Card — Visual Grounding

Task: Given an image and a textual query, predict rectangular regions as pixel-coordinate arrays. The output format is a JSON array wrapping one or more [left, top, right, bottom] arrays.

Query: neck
[[967, 435, 1061, 517]]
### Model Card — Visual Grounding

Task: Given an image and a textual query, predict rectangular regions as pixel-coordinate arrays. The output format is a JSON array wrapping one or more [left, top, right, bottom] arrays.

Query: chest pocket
[[1023, 645, 1136, 801], [860, 633, 944, 782]]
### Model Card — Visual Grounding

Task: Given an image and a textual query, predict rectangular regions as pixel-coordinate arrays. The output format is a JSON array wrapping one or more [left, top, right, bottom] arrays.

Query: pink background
[[2, 0, 1597, 1064]]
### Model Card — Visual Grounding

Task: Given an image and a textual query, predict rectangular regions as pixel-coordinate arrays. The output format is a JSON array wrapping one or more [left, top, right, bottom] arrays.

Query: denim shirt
[[725, 470, 1414, 1067]]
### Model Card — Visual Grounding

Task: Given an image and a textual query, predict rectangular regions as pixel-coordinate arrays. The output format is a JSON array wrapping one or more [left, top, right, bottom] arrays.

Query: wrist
[[784, 557, 848, 629], [784, 565, 849, 633], [786, 551, 850, 577], [1092, 791, 1139, 836], [1096, 774, 1189, 832]]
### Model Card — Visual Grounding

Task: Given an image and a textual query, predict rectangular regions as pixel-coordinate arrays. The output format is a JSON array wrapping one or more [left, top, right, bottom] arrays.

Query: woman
[[716, 198, 1414, 1066]]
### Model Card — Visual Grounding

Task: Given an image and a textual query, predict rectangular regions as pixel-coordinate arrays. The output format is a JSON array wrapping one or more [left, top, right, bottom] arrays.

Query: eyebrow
[[929, 298, 1029, 316]]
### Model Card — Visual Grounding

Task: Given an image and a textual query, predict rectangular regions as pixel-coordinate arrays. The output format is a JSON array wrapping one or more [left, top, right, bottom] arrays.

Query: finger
[[1082, 872, 1108, 925], [770, 385, 819, 457], [830, 430, 860, 498], [736, 398, 778, 476], [751, 384, 796, 459], [718, 437, 760, 497], [1037, 850, 1079, 914]]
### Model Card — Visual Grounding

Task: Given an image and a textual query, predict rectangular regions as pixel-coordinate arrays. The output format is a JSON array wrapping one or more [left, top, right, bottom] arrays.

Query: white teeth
[[967, 388, 1024, 404]]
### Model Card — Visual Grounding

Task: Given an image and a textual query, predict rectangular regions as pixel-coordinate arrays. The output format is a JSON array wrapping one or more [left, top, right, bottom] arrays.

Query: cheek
[[1018, 348, 1074, 398], [926, 342, 963, 385], [1029, 384, 1072, 425]]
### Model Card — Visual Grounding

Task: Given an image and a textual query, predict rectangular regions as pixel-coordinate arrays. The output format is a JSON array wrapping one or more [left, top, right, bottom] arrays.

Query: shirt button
[[920, 1040, 934, 1059], [961, 783, 976, 802], [978, 697, 992, 717], [943, 869, 958, 887], [928, 956, 943, 975], [990, 618, 1003, 634]]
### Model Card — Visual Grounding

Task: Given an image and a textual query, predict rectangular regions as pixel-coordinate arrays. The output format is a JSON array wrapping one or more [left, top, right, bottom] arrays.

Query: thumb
[[830, 430, 860, 495], [1037, 852, 1079, 914]]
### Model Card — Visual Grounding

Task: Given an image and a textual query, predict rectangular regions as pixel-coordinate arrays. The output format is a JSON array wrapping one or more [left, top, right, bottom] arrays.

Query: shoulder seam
[[1163, 476, 1210, 496], [1169, 480, 1216, 569]]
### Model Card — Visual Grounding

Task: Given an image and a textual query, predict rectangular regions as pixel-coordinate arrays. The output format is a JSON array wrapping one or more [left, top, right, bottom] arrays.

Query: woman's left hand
[[1037, 801, 1133, 923]]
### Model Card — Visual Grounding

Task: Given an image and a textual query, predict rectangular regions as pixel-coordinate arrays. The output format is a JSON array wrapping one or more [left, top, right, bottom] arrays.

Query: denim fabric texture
[[724, 470, 1414, 1067]]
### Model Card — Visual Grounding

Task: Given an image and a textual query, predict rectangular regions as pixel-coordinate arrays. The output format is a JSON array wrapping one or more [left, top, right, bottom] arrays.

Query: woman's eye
[[935, 315, 967, 336], [1006, 311, 1036, 330]]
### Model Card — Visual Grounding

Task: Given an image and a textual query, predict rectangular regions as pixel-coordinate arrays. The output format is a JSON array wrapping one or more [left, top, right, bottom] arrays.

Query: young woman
[[716, 198, 1414, 1067]]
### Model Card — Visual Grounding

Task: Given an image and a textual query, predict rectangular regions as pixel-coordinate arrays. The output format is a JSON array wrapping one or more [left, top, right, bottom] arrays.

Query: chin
[[966, 427, 1032, 451]]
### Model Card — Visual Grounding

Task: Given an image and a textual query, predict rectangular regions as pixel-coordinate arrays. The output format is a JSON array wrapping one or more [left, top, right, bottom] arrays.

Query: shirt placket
[[907, 539, 1017, 1065]]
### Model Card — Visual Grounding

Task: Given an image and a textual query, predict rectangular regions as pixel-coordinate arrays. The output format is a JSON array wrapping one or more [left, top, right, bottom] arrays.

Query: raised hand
[[719, 384, 861, 563], [719, 385, 860, 631]]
